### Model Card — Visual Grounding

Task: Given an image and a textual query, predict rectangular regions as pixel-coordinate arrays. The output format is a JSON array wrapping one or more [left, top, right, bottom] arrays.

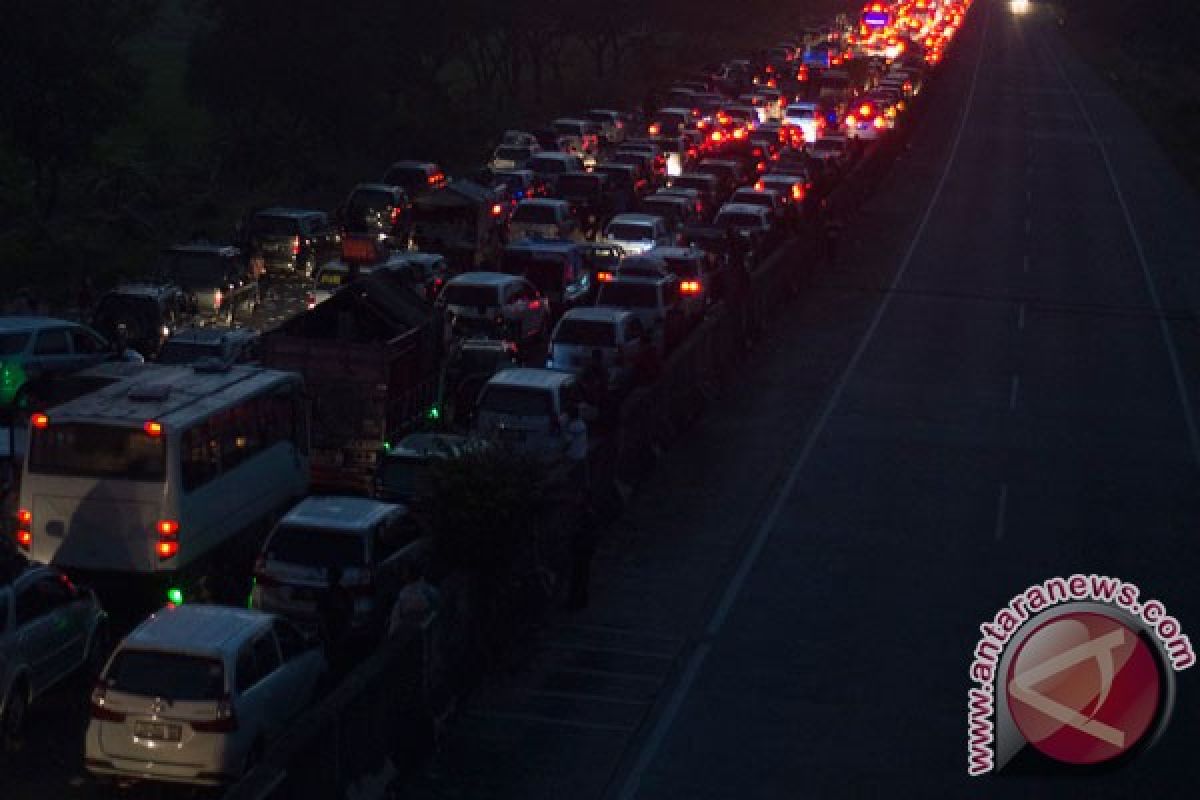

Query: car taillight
[[597, 271, 614, 282], [90, 680, 126, 722], [390, 206, 402, 225], [306, 291, 317, 310], [681, 280, 701, 294], [846, 114, 858, 126], [290, 236, 301, 256], [213, 289, 223, 310], [192, 695, 238, 733]]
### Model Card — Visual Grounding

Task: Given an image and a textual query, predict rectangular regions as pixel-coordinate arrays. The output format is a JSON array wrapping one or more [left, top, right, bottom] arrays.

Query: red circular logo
[[1006, 612, 1161, 765]]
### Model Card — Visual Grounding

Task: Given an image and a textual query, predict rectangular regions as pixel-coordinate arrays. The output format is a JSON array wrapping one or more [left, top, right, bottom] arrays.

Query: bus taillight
[[157, 519, 179, 536], [16, 530, 32, 550], [157, 540, 180, 559]]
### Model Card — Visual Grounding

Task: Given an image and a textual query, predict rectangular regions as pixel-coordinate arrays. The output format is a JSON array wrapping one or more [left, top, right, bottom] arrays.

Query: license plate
[[135, 721, 182, 742]]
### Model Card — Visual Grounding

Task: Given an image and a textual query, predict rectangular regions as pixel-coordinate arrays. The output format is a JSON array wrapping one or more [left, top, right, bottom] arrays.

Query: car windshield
[[607, 223, 654, 241], [0, 333, 29, 355], [597, 282, 659, 308], [268, 525, 366, 567], [512, 204, 560, 224], [106, 650, 225, 701], [557, 175, 599, 196], [249, 215, 301, 237], [480, 386, 553, 416], [717, 212, 764, 228], [443, 284, 499, 306], [554, 318, 616, 347], [156, 341, 222, 364], [160, 253, 229, 289], [29, 422, 166, 481]]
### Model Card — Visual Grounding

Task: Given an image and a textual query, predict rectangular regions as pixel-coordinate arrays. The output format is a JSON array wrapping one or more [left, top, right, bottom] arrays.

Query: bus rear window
[[29, 423, 166, 481]]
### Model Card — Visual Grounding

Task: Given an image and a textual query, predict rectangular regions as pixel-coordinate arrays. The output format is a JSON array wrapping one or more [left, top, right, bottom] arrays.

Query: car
[[155, 243, 259, 327], [639, 193, 699, 237], [843, 99, 887, 140], [593, 163, 650, 205], [473, 368, 590, 460], [436, 338, 521, 427], [757, 172, 811, 207], [582, 109, 629, 145], [783, 102, 824, 145], [609, 254, 672, 281], [601, 213, 674, 256], [647, 108, 693, 137], [90, 283, 190, 360], [668, 173, 722, 215], [251, 496, 419, 634], [381, 160, 447, 199], [0, 317, 113, 409], [594, 273, 687, 354], [695, 159, 752, 202], [488, 144, 541, 171], [548, 307, 650, 392], [437, 272, 550, 347], [338, 183, 410, 247], [550, 119, 601, 165], [554, 171, 621, 231], [713, 203, 776, 266], [156, 326, 261, 366], [509, 198, 581, 242], [244, 208, 340, 278], [650, 245, 720, 318], [610, 151, 660, 191], [616, 142, 667, 183], [499, 240, 594, 317], [85, 604, 326, 787], [809, 134, 850, 168], [374, 432, 482, 508], [1, 562, 109, 746], [375, 252, 451, 304], [527, 153, 587, 193], [730, 187, 788, 225], [654, 186, 710, 222]]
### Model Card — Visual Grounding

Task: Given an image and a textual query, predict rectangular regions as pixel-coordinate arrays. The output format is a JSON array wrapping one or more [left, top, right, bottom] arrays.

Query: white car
[[601, 213, 673, 256], [86, 605, 325, 787], [783, 102, 823, 145]]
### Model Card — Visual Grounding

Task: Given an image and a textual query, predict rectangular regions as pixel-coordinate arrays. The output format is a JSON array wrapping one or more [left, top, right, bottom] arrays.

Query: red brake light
[[711, 131, 724, 143], [860, 103, 871, 116], [16, 530, 32, 550], [17, 509, 31, 526], [792, 185, 805, 201], [491, 203, 504, 216], [290, 236, 301, 256], [597, 271, 614, 282], [143, 420, 163, 437], [680, 280, 701, 294], [157, 519, 180, 536], [528, 299, 541, 310], [157, 540, 180, 559], [31, 412, 49, 429], [648, 123, 661, 135]]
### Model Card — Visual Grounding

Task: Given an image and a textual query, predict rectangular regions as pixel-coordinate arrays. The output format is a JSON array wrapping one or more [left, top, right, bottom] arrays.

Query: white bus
[[15, 362, 309, 605]]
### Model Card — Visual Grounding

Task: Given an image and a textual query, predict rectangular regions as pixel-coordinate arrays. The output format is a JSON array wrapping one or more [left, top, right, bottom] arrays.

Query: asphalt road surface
[[401, 2, 1200, 799]]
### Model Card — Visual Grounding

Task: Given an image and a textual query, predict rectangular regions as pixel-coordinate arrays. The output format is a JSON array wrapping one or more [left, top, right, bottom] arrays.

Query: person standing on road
[[318, 564, 354, 661]]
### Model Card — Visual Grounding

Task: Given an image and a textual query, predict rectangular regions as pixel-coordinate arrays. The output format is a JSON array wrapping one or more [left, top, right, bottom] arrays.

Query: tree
[[0, 0, 158, 221]]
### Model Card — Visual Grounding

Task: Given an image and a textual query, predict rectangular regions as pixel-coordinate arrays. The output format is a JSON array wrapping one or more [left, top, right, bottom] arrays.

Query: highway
[[401, 1, 1200, 797]]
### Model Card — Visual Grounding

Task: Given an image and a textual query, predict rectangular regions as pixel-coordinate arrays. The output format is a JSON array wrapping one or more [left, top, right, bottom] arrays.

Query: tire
[[2, 682, 29, 752]]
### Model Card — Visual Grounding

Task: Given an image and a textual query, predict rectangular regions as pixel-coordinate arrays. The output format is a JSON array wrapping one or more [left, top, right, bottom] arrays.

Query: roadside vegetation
[[0, 0, 846, 306]]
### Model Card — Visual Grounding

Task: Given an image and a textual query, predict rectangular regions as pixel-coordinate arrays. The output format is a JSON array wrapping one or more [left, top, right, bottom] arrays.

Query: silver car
[[1, 562, 109, 745], [86, 604, 325, 787]]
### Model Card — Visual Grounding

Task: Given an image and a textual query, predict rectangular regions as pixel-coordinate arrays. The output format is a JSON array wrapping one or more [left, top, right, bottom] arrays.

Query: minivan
[[474, 368, 588, 459]]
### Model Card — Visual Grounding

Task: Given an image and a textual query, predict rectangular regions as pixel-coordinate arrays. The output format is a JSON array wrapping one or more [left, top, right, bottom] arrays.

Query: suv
[[651, 245, 721, 319], [437, 338, 521, 428], [437, 272, 550, 347], [474, 368, 589, 460], [509, 198, 581, 242], [2, 562, 108, 746], [595, 273, 688, 354], [548, 308, 649, 392], [90, 283, 190, 360], [156, 243, 258, 326], [245, 208, 340, 278], [714, 203, 777, 266], [86, 605, 325, 787], [601, 213, 674, 256], [251, 496, 419, 634], [0, 317, 113, 408], [374, 433, 478, 508], [156, 327, 261, 366], [381, 161, 447, 200], [338, 183, 410, 247], [499, 240, 593, 318]]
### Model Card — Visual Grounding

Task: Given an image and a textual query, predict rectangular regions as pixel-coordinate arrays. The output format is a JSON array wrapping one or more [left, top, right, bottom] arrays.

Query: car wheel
[[2, 682, 29, 752]]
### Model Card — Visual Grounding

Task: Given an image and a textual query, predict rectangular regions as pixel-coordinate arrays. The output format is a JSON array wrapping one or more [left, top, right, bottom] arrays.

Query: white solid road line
[[1044, 30, 1200, 467], [612, 5, 997, 799]]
